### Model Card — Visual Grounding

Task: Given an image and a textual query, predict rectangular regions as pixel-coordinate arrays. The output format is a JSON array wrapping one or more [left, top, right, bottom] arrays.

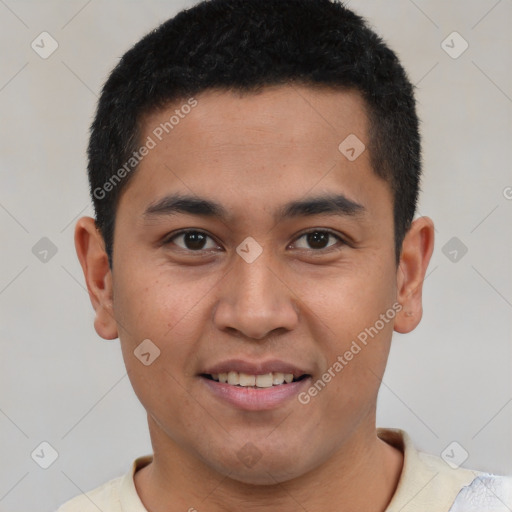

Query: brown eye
[[293, 230, 343, 250], [167, 230, 218, 251]]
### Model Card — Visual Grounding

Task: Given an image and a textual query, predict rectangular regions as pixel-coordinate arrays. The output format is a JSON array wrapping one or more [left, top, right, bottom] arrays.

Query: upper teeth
[[211, 371, 295, 387]]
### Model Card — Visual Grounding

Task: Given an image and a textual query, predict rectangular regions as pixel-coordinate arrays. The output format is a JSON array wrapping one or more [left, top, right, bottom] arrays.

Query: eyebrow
[[143, 193, 365, 222]]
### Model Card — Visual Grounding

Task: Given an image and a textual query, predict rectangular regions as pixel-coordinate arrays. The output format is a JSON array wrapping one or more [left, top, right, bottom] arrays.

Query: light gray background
[[0, 1, 511, 511]]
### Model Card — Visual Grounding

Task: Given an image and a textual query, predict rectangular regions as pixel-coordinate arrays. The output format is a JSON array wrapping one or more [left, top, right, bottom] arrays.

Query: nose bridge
[[213, 246, 299, 340], [236, 252, 279, 310]]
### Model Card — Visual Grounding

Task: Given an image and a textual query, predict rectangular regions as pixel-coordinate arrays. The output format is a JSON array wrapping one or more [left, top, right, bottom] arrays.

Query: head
[[76, 0, 434, 487], [88, 0, 421, 269]]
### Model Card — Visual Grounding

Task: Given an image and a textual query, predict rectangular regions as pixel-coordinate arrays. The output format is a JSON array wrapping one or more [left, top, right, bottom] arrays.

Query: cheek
[[294, 257, 396, 343], [113, 272, 208, 433], [113, 261, 215, 341], [294, 260, 396, 403], [111, 272, 194, 402], [111, 261, 219, 386]]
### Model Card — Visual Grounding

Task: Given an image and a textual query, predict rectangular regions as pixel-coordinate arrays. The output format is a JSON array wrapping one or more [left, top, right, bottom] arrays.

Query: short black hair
[[88, 0, 421, 268]]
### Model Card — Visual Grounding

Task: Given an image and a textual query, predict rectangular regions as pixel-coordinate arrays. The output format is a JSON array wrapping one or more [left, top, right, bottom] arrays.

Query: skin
[[75, 85, 434, 512]]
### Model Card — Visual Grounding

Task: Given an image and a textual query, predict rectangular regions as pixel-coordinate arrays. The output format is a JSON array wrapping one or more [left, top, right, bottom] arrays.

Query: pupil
[[185, 232, 206, 250], [307, 232, 328, 249]]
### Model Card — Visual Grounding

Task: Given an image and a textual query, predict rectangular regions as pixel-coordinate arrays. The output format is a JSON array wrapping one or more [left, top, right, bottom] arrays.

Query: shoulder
[[56, 475, 123, 512], [420, 452, 512, 510], [378, 428, 512, 512], [448, 472, 512, 511], [56, 455, 152, 512]]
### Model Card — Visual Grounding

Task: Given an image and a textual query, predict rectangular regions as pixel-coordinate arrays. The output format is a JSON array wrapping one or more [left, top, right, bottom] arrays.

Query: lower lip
[[200, 376, 312, 411]]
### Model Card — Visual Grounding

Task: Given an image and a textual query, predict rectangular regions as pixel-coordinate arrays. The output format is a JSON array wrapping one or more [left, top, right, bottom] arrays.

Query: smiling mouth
[[201, 371, 310, 388]]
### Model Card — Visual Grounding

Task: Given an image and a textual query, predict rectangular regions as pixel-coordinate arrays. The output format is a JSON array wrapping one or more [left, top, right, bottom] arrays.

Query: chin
[[204, 446, 314, 486], [221, 464, 303, 486]]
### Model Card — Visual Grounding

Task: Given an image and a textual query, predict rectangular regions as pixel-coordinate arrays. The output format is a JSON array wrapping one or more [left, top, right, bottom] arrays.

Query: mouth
[[201, 371, 310, 388], [198, 360, 312, 411]]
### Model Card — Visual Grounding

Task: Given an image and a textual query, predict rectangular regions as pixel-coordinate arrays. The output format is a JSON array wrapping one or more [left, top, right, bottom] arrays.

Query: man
[[59, 0, 512, 510]]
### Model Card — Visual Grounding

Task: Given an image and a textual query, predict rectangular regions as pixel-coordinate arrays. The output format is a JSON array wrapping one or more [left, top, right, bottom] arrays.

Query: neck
[[134, 417, 403, 512]]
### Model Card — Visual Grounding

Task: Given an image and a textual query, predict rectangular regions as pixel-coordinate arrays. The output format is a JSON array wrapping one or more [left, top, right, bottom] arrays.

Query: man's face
[[111, 85, 398, 483]]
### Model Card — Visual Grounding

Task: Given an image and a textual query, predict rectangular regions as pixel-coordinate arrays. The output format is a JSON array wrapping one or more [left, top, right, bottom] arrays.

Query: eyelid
[[289, 228, 348, 250], [162, 229, 222, 250]]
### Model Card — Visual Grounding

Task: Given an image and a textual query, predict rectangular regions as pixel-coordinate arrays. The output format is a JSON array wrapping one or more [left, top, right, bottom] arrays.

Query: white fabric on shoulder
[[448, 474, 512, 512]]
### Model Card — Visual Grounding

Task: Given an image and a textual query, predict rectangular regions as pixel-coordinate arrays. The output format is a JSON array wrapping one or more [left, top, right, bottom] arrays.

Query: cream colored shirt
[[57, 428, 512, 511]]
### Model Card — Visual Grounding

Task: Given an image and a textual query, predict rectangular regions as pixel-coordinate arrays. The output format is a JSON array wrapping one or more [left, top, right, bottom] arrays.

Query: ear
[[394, 216, 435, 334], [74, 217, 118, 340]]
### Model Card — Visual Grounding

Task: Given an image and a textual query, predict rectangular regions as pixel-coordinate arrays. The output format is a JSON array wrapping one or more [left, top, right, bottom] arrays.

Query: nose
[[212, 247, 300, 341]]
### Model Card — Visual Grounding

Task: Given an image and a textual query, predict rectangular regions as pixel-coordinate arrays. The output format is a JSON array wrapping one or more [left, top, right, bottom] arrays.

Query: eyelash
[[163, 229, 348, 253]]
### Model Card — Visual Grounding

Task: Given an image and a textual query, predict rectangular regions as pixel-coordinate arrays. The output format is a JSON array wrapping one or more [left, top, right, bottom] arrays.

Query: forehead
[[118, 85, 391, 223], [142, 85, 369, 156]]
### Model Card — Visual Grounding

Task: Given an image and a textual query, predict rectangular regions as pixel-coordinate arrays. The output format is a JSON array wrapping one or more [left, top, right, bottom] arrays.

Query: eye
[[291, 230, 345, 251], [164, 230, 220, 251]]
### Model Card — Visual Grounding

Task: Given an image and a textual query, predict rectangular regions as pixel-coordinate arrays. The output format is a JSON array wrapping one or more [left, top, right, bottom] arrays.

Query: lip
[[199, 358, 313, 411], [200, 374, 312, 411], [201, 358, 310, 379]]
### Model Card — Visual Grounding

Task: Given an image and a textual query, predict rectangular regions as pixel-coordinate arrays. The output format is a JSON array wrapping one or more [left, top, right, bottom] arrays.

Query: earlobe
[[394, 216, 435, 334], [74, 217, 118, 340]]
